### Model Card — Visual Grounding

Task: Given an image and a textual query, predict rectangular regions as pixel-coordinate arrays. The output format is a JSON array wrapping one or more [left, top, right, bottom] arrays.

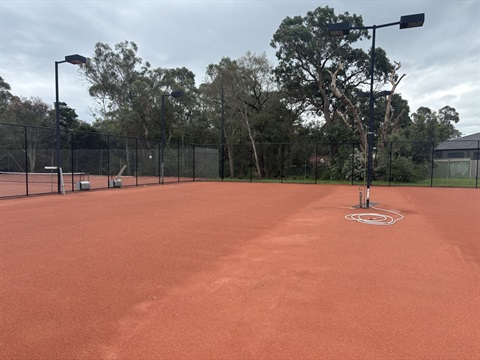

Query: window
[[447, 151, 465, 159]]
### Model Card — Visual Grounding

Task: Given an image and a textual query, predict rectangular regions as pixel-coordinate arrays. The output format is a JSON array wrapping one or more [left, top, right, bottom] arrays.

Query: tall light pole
[[161, 90, 185, 184], [220, 82, 225, 181], [55, 54, 87, 194], [328, 13, 424, 208]]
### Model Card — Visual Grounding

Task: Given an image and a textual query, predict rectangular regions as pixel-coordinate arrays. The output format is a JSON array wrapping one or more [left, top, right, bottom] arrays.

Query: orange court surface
[[1, 182, 479, 359]]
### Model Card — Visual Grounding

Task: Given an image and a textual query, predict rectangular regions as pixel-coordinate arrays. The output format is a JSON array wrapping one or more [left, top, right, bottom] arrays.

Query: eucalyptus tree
[[0, 76, 13, 118], [201, 57, 242, 177], [4, 96, 54, 171], [271, 6, 367, 128], [81, 41, 149, 136], [81, 41, 198, 142], [271, 5, 410, 146], [154, 67, 199, 144], [203, 52, 275, 178]]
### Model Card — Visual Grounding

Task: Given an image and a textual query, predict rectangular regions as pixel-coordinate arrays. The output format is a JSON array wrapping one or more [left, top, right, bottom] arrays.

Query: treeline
[[0, 5, 461, 181]]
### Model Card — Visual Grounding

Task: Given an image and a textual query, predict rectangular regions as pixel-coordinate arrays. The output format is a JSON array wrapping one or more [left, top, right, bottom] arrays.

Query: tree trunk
[[316, 69, 332, 126], [379, 62, 405, 147], [328, 66, 367, 153], [224, 134, 235, 178], [243, 112, 261, 178]]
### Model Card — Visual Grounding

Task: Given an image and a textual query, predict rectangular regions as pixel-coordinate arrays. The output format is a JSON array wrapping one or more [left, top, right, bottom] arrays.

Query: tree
[[201, 57, 242, 177], [203, 52, 276, 178], [402, 106, 461, 167], [437, 105, 461, 140], [81, 41, 150, 136], [410, 106, 461, 143], [271, 6, 368, 128], [57, 102, 80, 130], [5, 97, 54, 171], [81, 41, 198, 144], [0, 76, 13, 118], [153, 67, 198, 144]]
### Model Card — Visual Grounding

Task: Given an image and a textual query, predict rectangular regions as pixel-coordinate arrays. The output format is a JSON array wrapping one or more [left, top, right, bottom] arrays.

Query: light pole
[[161, 90, 185, 184], [220, 82, 225, 181], [55, 54, 87, 194], [328, 13, 424, 208]]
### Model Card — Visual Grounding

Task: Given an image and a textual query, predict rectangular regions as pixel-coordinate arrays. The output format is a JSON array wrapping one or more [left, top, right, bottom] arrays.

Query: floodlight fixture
[[64, 54, 87, 65], [328, 22, 351, 37], [170, 91, 185, 98], [399, 13, 425, 29]]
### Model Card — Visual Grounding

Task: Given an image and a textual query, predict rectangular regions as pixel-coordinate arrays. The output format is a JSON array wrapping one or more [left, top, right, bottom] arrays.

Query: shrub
[[376, 156, 424, 182], [341, 148, 366, 181]]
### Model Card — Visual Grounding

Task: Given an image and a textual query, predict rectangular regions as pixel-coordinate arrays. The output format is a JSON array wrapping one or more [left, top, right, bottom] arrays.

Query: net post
[[59, 167, 65, 195], [45, 166, 65, 195]]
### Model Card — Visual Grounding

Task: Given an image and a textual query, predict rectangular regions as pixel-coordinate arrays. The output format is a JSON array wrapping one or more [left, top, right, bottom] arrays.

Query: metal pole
[[135, 138, 138, 186], [24, 125, 29, 196], [430, 140, 435, 187], [55, 61, 61, 194], [366, 26, 376, 208], [281, 144, 285, 183], [221, 84, 225, 181], [107, 135, 110, 188], [192, 144, 196, 182], [476, 140, 479, 188], [351, 142, 355, 185], [389, 141, 393, 186], [71, 131, 75, 191], [161, 94, 166, 184]]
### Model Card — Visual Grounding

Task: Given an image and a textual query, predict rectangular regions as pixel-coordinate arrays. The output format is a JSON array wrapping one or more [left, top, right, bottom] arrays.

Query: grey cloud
[[1, 0, 478, 135]]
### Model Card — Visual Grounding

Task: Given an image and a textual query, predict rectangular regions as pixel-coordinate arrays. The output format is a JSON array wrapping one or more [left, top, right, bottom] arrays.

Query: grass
[[212, 177, 479, 188]]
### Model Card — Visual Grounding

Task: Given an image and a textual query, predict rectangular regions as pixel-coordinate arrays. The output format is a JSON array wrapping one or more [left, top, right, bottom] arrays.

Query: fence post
[[388, 142, 393, 186], [315, 143, 318, 184], [430, 140, 435, 187], [220, 143, 225, 181], [476, 140, 479, 188], [24, 125, 29, 196], [158, 141, 161, 184], [177, 142, 180, 182], [135, 138, 138, 186], [351, 142, 355, 185], [250, 144, 253, 183], [193, 144, 196, 182], [281, 144, 285, 183], [107, 135, 111, 188], [71, 131, 75, 191]]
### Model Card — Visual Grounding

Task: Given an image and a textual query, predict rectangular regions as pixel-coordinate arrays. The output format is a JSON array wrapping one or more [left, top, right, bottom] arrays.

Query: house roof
[[435, 132, 480, 151]]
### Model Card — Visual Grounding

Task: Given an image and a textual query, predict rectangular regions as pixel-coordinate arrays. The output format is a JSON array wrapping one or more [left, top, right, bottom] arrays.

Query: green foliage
[[270, 5, 370, 125], [341, 147, 365, 181], [81, 41, 200, 142], [0, 76, 13, 117], [376, 156, 425, 183], [57, 102, 80, 130], [328, 144, 364, 181], [0, 5, 464, 182]]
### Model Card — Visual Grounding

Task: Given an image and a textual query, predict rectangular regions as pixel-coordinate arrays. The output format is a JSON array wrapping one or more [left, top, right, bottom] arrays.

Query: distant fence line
[[0, 122, 478, 198]]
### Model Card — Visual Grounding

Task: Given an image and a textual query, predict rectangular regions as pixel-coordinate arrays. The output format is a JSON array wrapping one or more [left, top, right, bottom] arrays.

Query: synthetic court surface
[[1, 183, 479, 359]]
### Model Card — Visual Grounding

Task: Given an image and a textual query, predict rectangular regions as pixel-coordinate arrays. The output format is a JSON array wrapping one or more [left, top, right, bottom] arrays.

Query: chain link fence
[[0, 123, 218, 197], [1, 122, 478, 198]]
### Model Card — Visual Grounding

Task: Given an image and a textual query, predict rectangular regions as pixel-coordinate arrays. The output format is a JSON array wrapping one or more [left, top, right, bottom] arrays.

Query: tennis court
[[1, 183, 479, 359]]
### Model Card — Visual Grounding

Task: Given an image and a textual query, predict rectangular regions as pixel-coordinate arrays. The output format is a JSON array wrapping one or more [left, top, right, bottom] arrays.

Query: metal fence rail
[[0, 122, 478, 198], [0, 123, 218, 198]]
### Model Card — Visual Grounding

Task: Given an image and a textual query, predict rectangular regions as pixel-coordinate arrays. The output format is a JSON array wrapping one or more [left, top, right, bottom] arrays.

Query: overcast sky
[[1, 0, 479, 136]]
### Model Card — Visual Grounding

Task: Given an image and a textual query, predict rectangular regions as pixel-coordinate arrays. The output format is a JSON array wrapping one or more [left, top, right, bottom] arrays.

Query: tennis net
[[0, 171, 89, 183]]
